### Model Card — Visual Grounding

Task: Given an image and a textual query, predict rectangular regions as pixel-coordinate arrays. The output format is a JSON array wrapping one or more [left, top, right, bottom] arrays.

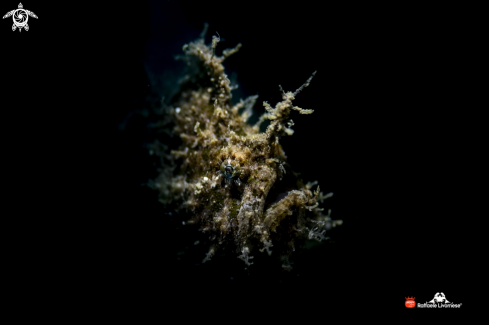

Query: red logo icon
[[405, 297, 416, 308]]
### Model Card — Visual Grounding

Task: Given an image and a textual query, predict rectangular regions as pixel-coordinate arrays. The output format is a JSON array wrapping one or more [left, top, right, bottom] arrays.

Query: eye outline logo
[[3, 3, 38, 32]]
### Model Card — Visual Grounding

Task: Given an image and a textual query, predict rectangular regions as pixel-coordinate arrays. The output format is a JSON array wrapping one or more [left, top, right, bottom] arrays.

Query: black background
[[1, 0, 475, 313]]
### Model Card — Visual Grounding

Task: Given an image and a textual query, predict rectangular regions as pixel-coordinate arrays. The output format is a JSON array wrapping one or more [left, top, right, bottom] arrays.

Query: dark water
[[2, 1, 470, 311]]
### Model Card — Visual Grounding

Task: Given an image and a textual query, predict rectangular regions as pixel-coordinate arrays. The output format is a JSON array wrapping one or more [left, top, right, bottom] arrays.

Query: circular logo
[[13, 9, 28, 27]]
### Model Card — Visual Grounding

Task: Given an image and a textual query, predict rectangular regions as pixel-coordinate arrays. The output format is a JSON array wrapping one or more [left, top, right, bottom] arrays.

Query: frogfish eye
[[225, 166, 233, 176]]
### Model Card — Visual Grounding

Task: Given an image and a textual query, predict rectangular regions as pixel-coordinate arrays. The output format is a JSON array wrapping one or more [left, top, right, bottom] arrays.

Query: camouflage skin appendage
[[150, 27, 342, 270]]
